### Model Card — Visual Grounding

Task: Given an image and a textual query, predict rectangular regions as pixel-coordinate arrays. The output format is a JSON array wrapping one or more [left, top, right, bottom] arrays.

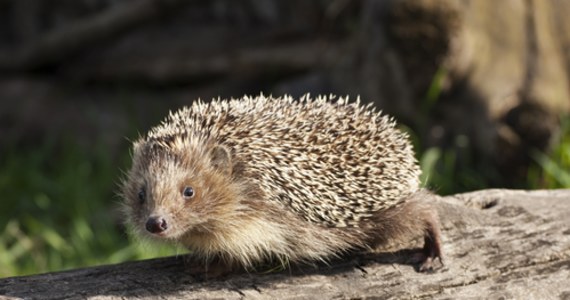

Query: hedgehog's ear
[[210, 145, 232, 176]]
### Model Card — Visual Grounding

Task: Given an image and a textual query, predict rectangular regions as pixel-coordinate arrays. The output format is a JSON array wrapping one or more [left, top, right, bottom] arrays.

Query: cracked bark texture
[[1, 189, 569, 299]]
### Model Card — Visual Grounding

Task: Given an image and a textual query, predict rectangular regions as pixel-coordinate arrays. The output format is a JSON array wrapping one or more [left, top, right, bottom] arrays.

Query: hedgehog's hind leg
[[413, 207, 443, 272], [367, 189, 443, 272]]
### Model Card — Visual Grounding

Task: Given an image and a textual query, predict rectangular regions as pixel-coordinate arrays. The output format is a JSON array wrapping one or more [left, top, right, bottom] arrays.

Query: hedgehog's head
[[121, 136, 239, 242]]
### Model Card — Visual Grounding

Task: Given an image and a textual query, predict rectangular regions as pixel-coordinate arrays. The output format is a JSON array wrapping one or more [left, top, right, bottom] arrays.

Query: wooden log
[[0, 189, 569, 299], [0, 0, 188, 71], [63, 40, 342, 84]]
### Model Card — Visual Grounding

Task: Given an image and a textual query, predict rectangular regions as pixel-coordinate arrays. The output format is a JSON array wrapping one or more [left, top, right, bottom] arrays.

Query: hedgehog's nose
[[146, 216, 168, 234]]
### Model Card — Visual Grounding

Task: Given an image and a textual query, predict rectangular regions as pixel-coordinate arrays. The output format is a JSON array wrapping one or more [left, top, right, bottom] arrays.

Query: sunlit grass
[[417, 138, 498, 195], [0, 140, 180, 278], [528, 115, 570, 189]]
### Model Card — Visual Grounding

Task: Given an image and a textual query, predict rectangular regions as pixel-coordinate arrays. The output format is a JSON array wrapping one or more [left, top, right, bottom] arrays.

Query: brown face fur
[[122, 136, 239, 243]]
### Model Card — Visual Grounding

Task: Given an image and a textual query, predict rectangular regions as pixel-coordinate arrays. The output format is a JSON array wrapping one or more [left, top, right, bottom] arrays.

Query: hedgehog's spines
[[123, 93, 440, 270], [142, 94, 420, 228]]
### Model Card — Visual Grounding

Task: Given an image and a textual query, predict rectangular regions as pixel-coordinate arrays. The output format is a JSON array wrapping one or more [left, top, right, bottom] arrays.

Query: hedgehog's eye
[[182, 186, 194, 199], [138, 187, 146, 204]]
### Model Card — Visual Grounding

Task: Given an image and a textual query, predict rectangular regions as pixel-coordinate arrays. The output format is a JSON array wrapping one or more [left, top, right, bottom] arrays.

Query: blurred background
[[1, 0, 569, 277]]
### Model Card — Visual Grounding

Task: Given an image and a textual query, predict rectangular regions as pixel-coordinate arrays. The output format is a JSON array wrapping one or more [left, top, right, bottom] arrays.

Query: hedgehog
[[121, 94, 443, 272]]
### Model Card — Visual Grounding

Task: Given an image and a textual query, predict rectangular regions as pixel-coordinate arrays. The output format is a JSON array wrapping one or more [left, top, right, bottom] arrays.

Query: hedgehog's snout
[[145, 216, 168, 234]]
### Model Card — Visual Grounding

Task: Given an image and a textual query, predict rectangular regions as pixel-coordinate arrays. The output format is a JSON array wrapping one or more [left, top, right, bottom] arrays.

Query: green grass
[[408, 66, 502, 195], [414, 114, 570, 193], [0, 139, 180, 278], [527, 115, 570, 189], [416, 137, 500, 195], [413, 66, 570, 193]]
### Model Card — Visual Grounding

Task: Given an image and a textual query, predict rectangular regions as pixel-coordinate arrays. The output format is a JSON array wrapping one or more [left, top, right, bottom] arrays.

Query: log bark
[[0, 0, 188, 71], [0, 189, 569, 299]]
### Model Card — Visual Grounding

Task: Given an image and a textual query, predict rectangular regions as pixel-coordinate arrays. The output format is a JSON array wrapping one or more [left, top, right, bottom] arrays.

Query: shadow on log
[[0, 189, 569, 299]]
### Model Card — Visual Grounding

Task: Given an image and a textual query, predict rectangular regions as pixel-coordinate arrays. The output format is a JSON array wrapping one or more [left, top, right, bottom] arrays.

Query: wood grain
[[1, 189, 569, 299]]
